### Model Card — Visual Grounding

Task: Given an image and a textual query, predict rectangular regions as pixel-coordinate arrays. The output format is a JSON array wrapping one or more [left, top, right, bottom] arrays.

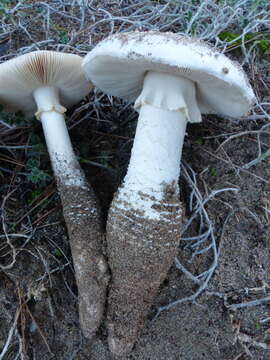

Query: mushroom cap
[[0, 51, 92, 116], [83, 31, 255, 117]]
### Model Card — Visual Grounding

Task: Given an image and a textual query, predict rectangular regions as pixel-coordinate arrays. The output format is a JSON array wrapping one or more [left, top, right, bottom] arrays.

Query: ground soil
[[1, 115, 269, 360], [0, 2, 270, 359]]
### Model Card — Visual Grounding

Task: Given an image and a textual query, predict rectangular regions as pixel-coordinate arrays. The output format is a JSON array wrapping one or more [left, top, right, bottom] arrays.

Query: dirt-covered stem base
[[59, 177, 110, 339], [106, 185, 183, 356]]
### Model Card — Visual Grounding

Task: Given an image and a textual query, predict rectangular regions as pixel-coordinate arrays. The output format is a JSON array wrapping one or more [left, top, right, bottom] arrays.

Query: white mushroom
[[0, 51, 110, 339], [83, 31, 255, 355]]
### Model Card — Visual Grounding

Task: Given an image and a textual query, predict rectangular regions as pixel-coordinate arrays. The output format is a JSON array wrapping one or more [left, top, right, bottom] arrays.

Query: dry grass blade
[[0, 308, 20, 360]]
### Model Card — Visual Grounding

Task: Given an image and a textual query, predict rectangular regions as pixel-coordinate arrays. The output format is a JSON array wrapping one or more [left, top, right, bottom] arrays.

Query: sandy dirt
[[1, 123, 269, 359], [0, 1, 269, 359]]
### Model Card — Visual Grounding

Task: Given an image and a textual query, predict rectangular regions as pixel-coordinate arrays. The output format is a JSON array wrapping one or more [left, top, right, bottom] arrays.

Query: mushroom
[[82, 31, 255, 355], [0, 50, 110, 339]]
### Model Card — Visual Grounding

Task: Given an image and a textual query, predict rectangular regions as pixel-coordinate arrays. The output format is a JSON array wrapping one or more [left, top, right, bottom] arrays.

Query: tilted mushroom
[[83, 32, 255, 355], [0, 51, 110, 339]]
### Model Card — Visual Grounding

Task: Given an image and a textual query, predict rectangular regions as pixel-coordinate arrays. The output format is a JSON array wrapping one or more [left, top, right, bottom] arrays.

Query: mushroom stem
[[106, 72, 197, 355], [120, 105, 186, 213], [38, 115, 81, 186], [33, 86, 109, 339]]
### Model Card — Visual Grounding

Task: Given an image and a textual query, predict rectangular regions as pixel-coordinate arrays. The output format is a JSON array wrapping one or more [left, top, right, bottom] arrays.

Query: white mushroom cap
[[0, 50, 92, 116], [83, 31, 255, 118]]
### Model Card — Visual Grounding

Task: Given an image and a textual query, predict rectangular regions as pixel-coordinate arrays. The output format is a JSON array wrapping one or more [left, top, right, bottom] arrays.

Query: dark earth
[[1, 112, 269, 360], [0, 1, 270, 359]]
